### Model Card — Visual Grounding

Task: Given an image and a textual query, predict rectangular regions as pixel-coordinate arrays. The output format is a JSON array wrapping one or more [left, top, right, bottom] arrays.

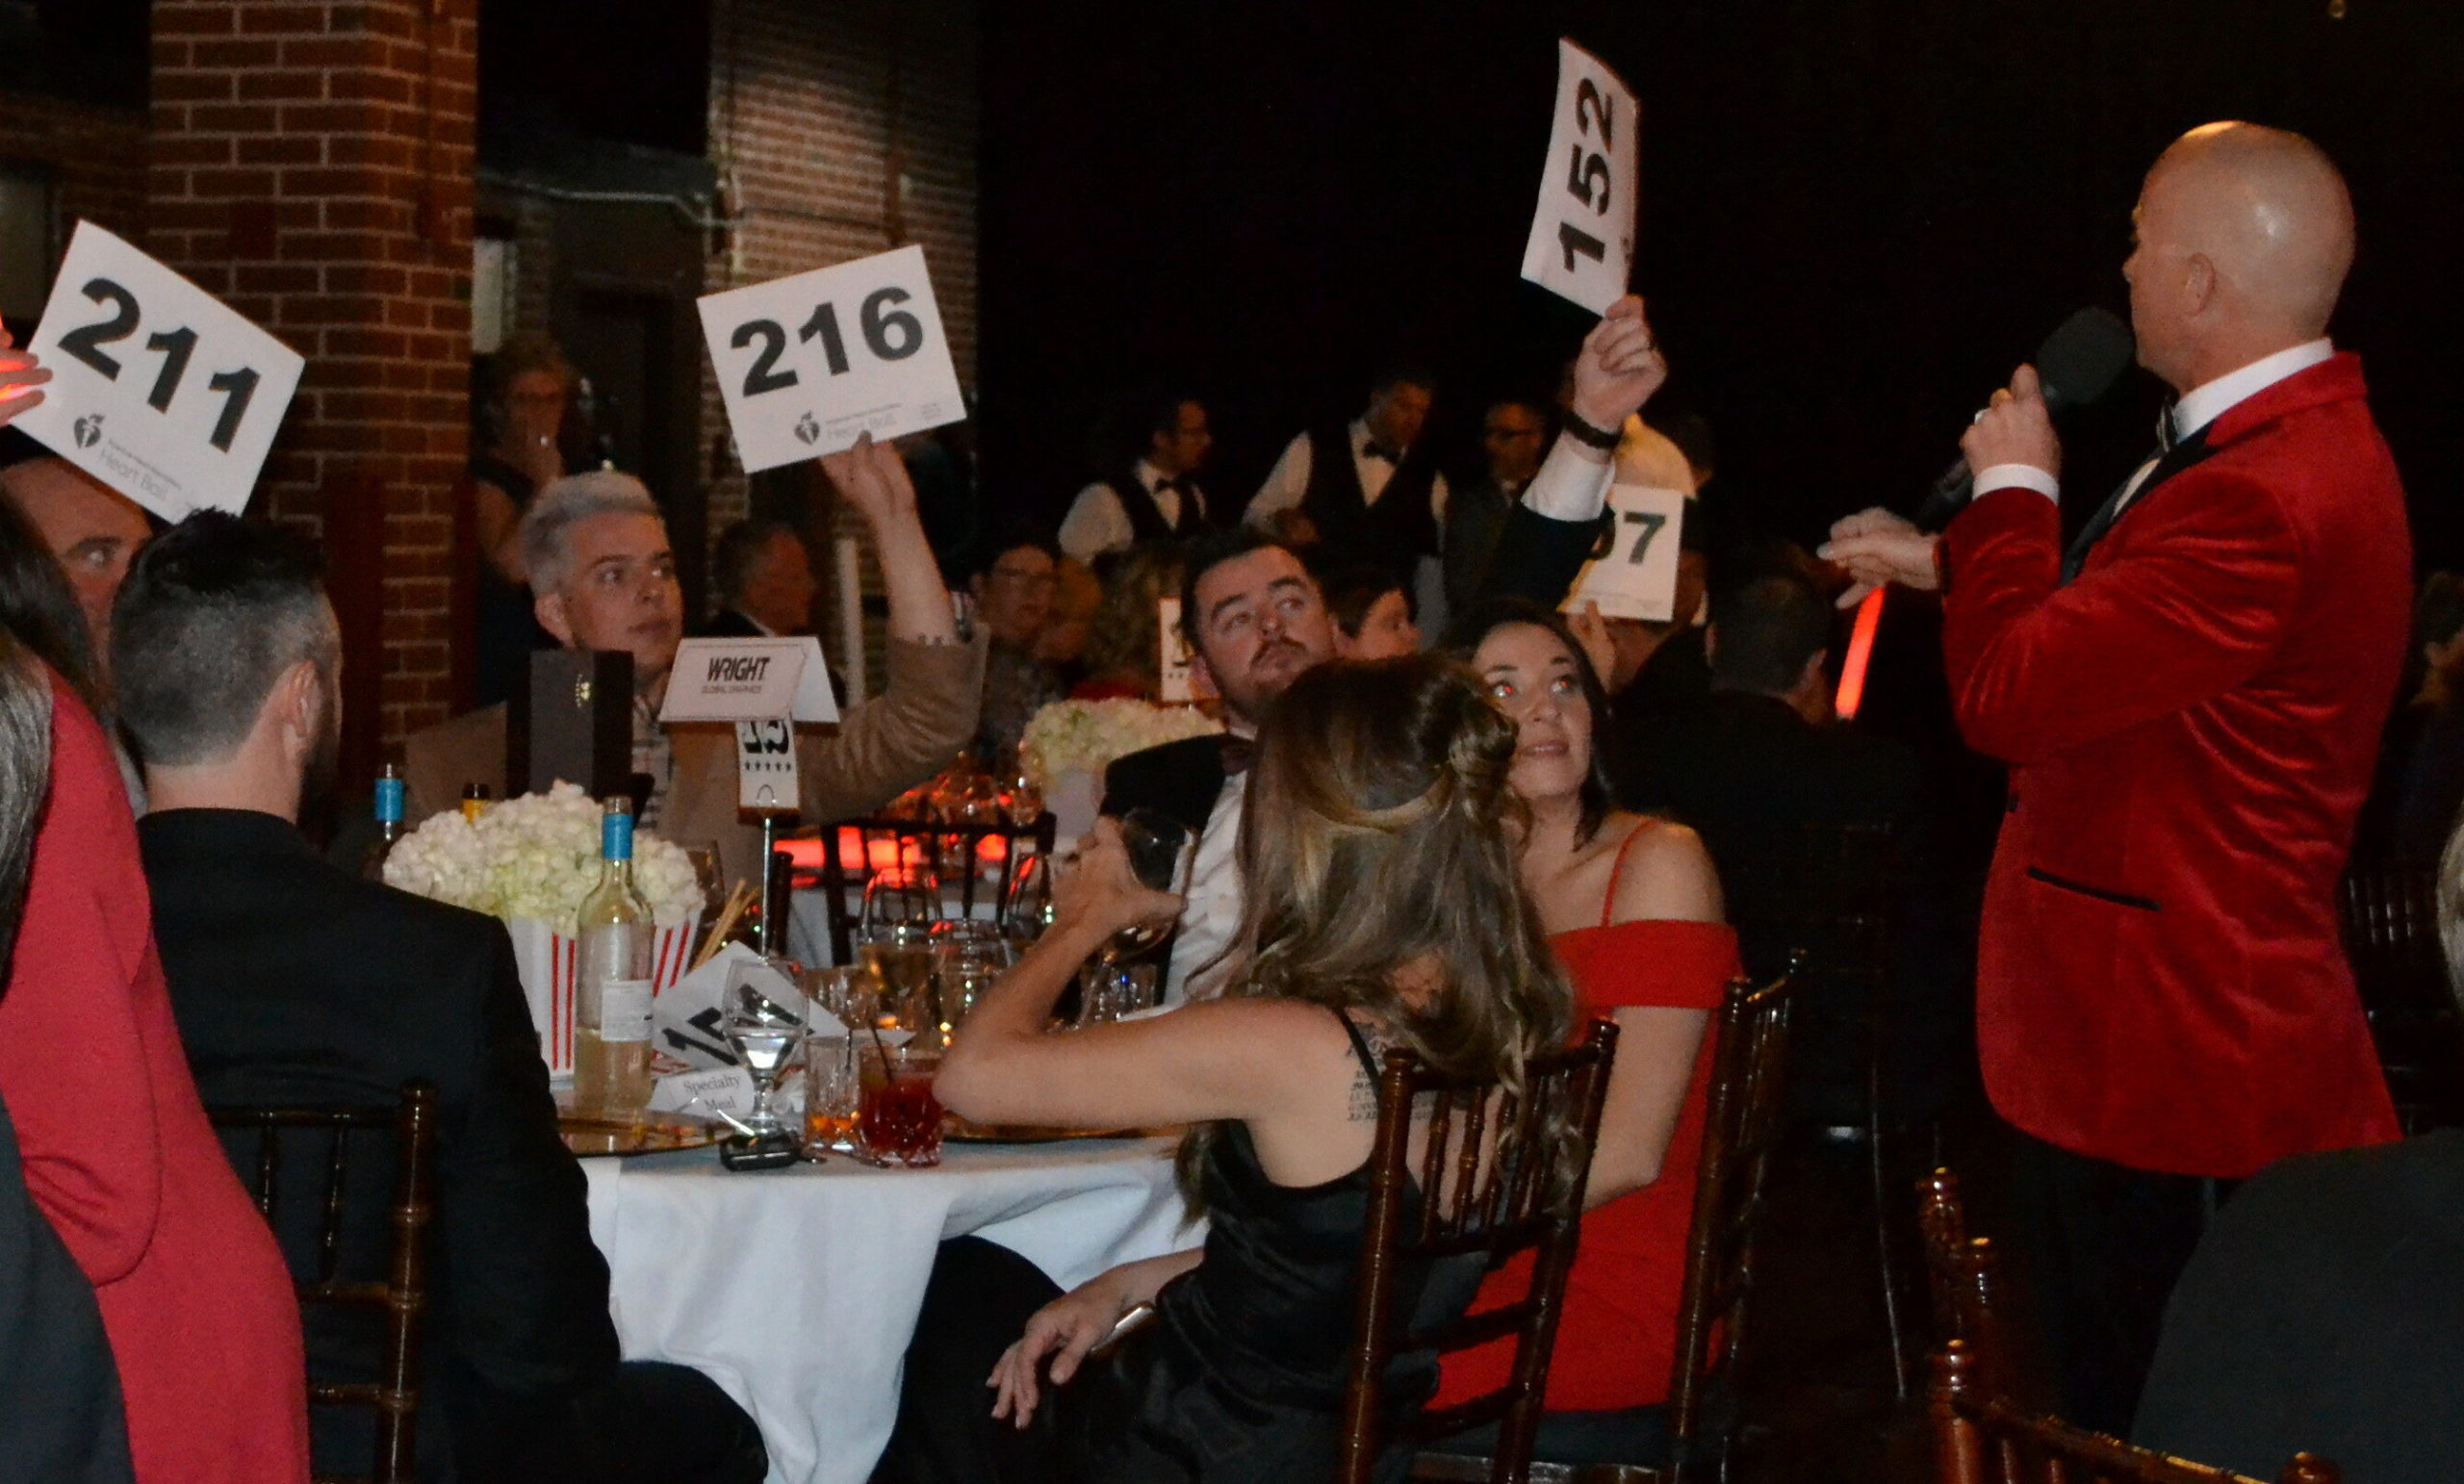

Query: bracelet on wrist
[[1563, 411, 1624, 450]]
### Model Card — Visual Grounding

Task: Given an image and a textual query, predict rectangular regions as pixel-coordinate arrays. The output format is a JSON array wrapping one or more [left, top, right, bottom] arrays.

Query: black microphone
[[1913, 307, 2135, 530]]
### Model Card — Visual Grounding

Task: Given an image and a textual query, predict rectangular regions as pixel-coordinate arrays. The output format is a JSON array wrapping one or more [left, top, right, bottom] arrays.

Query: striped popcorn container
[[504, 914, 703, 1082]]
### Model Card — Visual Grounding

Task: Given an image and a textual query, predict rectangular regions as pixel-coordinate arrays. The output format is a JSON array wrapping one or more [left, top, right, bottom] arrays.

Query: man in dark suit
[[2132, 1129, 2464, 1484], [1613, 569, 1962, 1125], [111, 514, 766, 1484], [1107, 295, 1670, 1002], [1823, 122, 2409, 1433], [703, 518, 816, 639]]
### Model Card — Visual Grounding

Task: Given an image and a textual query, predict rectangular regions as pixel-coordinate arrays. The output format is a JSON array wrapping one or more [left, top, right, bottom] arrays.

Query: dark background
[[978, 0, 2464, 569]]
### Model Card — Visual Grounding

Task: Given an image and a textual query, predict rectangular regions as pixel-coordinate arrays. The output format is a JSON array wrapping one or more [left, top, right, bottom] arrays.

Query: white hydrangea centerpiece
[[1017, 698, 1223, 793], [383, 781, 704, 1080]]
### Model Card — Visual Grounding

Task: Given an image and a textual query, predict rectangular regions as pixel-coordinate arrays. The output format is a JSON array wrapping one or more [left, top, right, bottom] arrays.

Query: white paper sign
[[735, 718, 800, 812], [1561, 484, 1686, 622], [697, 244, 965, 472], [13, 220, 304, 520], [658, 637, 840, 724], [653, 943, 834, 1070], [1520, 39, 1640, 314], [1157, 597, 1195, 704], [649, 1064, 757, 1117]]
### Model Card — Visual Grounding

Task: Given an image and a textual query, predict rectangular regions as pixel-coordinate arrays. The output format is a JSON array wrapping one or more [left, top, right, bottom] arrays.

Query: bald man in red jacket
[[1824, 122, 2407, 1435]]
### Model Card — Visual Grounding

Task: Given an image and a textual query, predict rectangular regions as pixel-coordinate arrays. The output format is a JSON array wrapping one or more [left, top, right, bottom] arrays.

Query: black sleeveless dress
[[1050, 1013, 1487, 1484]]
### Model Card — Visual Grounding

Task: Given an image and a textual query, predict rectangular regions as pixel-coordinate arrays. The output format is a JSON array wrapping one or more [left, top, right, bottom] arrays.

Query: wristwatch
[[1563, 411, 1624, 451]]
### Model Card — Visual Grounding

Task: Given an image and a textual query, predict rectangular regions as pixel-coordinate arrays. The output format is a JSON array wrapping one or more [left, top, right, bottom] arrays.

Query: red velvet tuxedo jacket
[[1941, 353, 2407, 1178]]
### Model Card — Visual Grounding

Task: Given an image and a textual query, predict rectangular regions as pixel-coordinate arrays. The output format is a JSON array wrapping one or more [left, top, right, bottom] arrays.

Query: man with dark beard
[[111, 515, 767, 1484]]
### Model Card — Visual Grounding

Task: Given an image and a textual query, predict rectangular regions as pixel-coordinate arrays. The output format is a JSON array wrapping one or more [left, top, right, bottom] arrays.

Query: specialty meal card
[[12, 220, 304, 520], [697, 244, 966, 473]]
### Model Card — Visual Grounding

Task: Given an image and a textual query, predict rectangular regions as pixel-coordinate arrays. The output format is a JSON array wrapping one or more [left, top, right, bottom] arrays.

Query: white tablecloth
[[582, 1138, 1198, 1484]]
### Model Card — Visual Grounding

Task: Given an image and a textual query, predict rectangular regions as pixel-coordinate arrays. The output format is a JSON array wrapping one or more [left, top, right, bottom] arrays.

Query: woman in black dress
[[468, 335, 575, 707], [892, 654, 1587, 1483]]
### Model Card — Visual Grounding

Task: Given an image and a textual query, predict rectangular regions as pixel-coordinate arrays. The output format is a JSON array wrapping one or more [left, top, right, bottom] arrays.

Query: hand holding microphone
[[1963, 364, 2062, 485]]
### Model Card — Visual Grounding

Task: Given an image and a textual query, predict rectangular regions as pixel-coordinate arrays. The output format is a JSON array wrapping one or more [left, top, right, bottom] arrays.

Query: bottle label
[[374, 776, 405, 826], [602, 809, 635, 862], [598, 979, 654, 1041]]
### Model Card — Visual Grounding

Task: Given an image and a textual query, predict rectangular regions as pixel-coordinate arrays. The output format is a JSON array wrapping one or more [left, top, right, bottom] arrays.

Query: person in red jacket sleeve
[[1821, 121, 2408, 1436]]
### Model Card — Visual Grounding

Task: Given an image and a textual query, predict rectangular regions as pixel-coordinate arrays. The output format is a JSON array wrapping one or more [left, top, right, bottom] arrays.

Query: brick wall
[[150, 0, 476, 769], [702, 0, 979, 691], [0, 90, 147, 249]]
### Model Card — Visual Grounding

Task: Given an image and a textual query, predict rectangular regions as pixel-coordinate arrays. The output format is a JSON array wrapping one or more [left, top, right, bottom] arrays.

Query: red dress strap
[[1599, 819, 1659, 929]]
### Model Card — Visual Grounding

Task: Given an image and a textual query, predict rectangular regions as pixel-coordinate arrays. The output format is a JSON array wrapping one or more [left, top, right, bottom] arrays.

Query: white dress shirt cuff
[[1522, 438, 1615, 523], [1973, 464, 2061, 503]]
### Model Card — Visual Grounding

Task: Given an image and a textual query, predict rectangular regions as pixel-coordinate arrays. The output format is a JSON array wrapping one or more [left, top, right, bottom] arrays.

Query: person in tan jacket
[[405, 435, 985, 890]]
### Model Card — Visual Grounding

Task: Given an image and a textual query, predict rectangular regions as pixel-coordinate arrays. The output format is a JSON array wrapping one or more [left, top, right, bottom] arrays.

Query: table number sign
[[1157, 597, 1196, 704], [12, 220, 305, 519], [1561, 484, 1687, 623], [660, 636, 840, 812], [1520, 39, 1641, 315], [697, 244, 966, 473]]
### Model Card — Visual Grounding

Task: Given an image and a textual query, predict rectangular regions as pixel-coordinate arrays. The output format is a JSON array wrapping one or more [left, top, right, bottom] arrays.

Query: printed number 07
[[1621, 510, 1666, 565]]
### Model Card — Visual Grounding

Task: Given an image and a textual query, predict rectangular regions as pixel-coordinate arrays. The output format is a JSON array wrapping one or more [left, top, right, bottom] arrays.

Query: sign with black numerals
[[13, 221, 304, 520], [696, 244, 965, 473], [1561, 484, 1687, 623], [1520, 39, 1640, 315], [733, 717, 800, 812]]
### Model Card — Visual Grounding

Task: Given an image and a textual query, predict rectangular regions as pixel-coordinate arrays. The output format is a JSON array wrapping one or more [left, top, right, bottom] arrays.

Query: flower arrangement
[[1017, 697, 1222, 792], [383, 783, 706, 1080], [383, 780, 703, 928]]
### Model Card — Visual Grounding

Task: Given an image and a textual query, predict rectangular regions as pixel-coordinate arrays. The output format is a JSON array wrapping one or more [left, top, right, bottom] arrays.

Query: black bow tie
[[1219, 735, 1254, 776], [1361, 442, 1400, 465]]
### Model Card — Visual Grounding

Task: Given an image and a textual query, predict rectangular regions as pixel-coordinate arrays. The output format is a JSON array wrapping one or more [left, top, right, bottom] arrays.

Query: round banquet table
[[581, 1136, 1198, 1484]]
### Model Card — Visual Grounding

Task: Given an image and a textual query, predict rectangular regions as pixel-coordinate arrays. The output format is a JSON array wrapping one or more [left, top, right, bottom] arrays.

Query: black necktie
[[2060, 411, 2211, 584]]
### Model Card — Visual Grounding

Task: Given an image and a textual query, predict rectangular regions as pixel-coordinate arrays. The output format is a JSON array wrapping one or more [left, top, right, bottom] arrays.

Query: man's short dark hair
[[1178, 526, 1297, 644], [112, 513, 336, 767], [1369, 359, 1437, 396], [974, 532, 1061, 582], [1321, 565, 1412, 638], [710, 519, 801, 609], [1140, 390, 1200, 443], [1709, 571, 1832, 697]]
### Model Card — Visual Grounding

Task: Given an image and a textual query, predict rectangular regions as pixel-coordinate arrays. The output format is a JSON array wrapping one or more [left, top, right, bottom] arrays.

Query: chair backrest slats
[[816, 813, 1059, 962], [210, 1082, 438, 1484], [1337, 1018, 1621, 1484]]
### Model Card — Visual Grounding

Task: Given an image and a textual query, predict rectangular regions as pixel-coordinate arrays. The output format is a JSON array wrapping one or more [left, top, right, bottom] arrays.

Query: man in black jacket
[[111, 514, 764, 1484], [1107, 295, 1669, 1002]]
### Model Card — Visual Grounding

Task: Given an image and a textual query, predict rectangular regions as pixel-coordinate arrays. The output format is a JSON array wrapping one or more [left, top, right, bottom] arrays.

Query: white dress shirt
[[1060, 458, 1194, 562], [1247, 420, 1454, 529], [1164, 769, 1247, 1005], [1978, 339, 2336, 511]]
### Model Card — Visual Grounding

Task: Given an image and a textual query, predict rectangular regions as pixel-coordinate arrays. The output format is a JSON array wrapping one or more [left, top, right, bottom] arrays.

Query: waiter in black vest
[[1058, 393, 1218, 562], [1246, 361, 1448, 585]]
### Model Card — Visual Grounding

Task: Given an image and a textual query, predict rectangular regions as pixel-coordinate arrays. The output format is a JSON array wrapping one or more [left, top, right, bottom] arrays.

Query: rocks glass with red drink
[[858, 1045, 944, 1166]]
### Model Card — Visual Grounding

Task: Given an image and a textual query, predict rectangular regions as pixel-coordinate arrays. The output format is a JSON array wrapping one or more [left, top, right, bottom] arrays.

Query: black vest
[[1297, 422, 1441, 577], [1106, 467, 1212, 544]]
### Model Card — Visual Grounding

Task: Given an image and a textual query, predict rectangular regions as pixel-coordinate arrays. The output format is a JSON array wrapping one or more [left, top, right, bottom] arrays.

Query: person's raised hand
[[1052, 816, 1181, 945], [987, 1278, 1137, 1429], [1570, 295, 1668, 433], [1961, 364, 2061, 485], [818, 431, 918, 529], [1817, 507, 1940, 608], [1565, 601, 1618, 688], [0, 329, 51, 428]]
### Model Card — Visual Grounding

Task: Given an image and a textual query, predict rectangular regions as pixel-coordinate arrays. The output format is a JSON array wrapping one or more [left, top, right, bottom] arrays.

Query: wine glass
[[1001, 850, 1056, 947], [929, 919, 1013, 1046], [722, 961, 806, 1139], [858, 921, 937, 1033], [1104, 807, 1190, 964], [861, 863, 939, 934]]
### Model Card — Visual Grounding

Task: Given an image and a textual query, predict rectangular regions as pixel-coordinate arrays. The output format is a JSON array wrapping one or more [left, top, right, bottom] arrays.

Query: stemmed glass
[[722, 961, 805, 1140], [1001, 850, 1056, 948], [1103, 807, 1190, 964]]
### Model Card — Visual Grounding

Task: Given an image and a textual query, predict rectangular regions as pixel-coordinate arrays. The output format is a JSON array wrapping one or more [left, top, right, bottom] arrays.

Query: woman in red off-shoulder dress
[[1438, 603, 1740, 1465], [0, 669, 309, 1484]]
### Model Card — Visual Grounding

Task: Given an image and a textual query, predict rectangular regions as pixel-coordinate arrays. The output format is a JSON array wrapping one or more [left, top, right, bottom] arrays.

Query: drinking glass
[[1104, 807, 1190, 963], [1075, 961, 1162, 1028], [802, 1032, 861, 1153], [722, 962, 806, 1139], [1001, 850, 1056, 948], [684, 842, 727, 920], [861, 863, 939, 934], [858, 922, 937, 1032], [1003, 773, 1043, 827], [857, 1043, 945, 1166]]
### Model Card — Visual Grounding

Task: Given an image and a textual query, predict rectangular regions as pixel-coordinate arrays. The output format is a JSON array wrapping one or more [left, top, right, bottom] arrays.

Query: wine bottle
[[359, 763, 405, 881], [575, 797, 656, 1114]]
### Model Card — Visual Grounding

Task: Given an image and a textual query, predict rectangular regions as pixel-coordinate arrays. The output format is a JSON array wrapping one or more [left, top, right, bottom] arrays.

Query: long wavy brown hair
[[1178, 653, 1578, 1204]]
